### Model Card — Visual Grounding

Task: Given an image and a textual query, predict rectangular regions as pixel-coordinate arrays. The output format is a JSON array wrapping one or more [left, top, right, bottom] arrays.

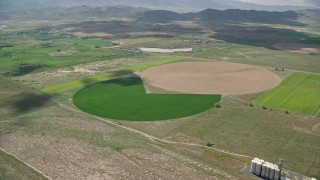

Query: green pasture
[[255, 72, 320, 116], [62, 37, 113, 47], [73, 77, 221, 121], [0, 36, 119, 73], [41, 56, 183, 94]]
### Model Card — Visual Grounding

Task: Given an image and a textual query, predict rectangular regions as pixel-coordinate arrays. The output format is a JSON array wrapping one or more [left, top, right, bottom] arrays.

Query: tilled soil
[[140, 61, 282, 95]]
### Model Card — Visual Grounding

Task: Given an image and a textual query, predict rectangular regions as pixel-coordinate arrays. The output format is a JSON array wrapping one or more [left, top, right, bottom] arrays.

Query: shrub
[[206, 142, 214, 147]]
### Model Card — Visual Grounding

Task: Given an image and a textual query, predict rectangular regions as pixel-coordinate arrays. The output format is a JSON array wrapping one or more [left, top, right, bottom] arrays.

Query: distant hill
[[0, 5, 148, 20], [0, 0, 227, 12], [0, 5, 310, 26], [0, 0, 317, 12], [217, 0, 316, 12], [139, 9, 301, 25]]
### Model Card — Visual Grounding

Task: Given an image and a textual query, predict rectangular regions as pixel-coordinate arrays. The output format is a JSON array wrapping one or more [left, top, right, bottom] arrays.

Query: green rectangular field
[[255, 72, 320, 116]]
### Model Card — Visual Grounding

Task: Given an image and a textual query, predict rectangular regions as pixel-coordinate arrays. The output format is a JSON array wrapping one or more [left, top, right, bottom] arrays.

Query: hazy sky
[[237, 0, 320, 6]]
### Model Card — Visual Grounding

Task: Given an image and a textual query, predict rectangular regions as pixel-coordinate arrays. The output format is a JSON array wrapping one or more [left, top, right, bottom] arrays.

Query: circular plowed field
[[140, 61, 282, 95]]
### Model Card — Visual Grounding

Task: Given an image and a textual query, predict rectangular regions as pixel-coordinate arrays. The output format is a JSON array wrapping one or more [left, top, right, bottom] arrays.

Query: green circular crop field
[[73, 77, 221, 121]]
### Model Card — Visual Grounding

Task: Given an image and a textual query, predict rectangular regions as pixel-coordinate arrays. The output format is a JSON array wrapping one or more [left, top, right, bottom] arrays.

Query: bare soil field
[[73, 31, 112, 38], [48, 50, 78, 57], [140, 61, 282, 95], [140, 48, 193, 53], [273, 43, 320, 53], [58, 67, 97, 74], [0, 132, 242, 180]]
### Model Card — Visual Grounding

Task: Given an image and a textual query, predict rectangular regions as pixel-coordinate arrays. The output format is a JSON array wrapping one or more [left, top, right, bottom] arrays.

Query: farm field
[[0, 76, 246, 180], [73, 77, 221, 121], [1, 6, 320, 180], [0, 34, 137, 76], [122, 96, 320, 177], [190, 44, 320, 74], [255, 72, 320, 116], [140, 61, 282, 95], [41, 56, 184, 94]]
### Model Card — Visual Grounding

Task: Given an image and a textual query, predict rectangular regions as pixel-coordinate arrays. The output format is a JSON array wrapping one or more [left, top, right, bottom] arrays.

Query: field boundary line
[[253, 89, 275, 104], [0, 147, 52, 180], [292, 124, 320, 137], [316, 107, 320, 117], [227, 92, 320, 124]]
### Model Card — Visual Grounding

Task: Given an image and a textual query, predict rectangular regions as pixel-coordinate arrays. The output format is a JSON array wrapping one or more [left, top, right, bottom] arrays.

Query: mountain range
[[1, 5, 308, 26], [139, 9, 300, 25], [0, 0, 318, 12]]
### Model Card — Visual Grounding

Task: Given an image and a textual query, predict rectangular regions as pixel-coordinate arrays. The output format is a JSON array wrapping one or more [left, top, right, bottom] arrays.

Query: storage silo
[[274, 166, 280, 180], [261, 163, 267, 178], [255, 158, 264, 163], [265, 163, 271, 179], [255, 161, 263, 176], [269, 165, 275, 180], [250, 159, 257, 173]]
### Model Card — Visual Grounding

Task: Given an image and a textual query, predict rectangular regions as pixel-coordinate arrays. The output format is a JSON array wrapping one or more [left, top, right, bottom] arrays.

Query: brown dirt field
[[48, 50, 78, 57], [140, 61, 282, 95], [73, 32, 111, 38], [273, 43, 320, 53], [58, 67, 97, 74]]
